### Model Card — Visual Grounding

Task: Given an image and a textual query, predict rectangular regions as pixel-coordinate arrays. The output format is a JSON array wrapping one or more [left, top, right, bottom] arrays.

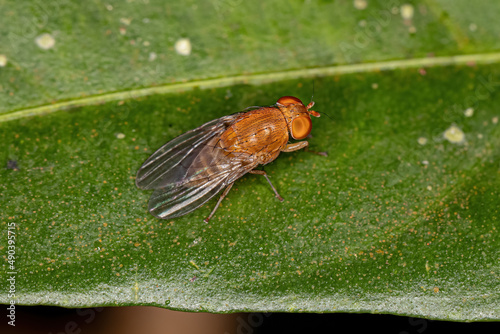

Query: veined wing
[[148, 166, 231, 219], [137, 112, 260, 219], [146, 135, 258, 219], [136, 113, 244, 190]]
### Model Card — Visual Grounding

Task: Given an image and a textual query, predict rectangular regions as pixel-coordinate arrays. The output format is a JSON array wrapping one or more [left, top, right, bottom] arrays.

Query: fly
[[136, 96, 321, 222]]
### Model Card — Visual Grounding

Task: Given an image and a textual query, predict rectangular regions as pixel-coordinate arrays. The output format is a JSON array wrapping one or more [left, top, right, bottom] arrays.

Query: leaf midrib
[[2, 52, 500, 123]]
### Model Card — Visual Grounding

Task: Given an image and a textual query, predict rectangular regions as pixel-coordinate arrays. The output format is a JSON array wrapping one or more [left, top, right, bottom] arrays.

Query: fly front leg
[[282, 141, 309, 152], [282, 141, 327, 156], [249, 169, 284, 202], [204, 183, 234, 223]]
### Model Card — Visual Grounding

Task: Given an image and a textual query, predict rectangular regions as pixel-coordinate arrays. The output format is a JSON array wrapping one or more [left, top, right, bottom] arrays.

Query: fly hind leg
[[249, 170, 284, 202], [204, 183, 234, 223]]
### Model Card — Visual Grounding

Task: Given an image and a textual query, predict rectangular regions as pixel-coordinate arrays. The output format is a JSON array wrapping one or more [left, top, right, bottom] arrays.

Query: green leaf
[[0, 0, 499, 322]]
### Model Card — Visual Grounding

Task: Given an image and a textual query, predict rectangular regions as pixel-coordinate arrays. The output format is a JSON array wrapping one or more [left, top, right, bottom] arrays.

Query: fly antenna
[[321, 111, 334, 120], [310, 80, 334, 121], [310, 80, 315, 104]]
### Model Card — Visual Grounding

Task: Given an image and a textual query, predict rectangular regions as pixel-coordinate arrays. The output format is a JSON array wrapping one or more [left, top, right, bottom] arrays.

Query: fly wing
[[148, 166, 230, 219], [136, 113, 243, 190], [146, 135, 257, 219], [136, 112, 256, 219], [148, 176, 228, 219]]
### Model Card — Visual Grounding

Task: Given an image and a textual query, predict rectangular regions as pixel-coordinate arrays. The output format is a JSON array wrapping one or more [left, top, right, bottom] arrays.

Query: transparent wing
[[136, 113, 243, 190], [148, 168, 231, 219], [146, 135, 257, 219], [136, 112, 257, 219]]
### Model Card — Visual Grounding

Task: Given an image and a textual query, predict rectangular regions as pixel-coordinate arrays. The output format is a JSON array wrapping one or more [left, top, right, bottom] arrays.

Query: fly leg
[[282, 141, 309, 152], [249, 170, 284, 202], [282, 141, 327, 156], [204, 183, 234, 223]]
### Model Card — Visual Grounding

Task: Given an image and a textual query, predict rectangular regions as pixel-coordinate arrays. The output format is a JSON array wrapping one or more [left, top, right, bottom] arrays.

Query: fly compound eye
[[277, 96, 304, 106], [291, 116, 312, 140]]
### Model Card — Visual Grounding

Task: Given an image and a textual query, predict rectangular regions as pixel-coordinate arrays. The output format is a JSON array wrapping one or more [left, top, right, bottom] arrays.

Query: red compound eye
[[277, 96, 303, 106], [291, 116, 312, 140]]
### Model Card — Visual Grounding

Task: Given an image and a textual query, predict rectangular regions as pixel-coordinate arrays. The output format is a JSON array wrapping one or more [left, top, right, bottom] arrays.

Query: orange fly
[[136, 96, 321, 222]]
